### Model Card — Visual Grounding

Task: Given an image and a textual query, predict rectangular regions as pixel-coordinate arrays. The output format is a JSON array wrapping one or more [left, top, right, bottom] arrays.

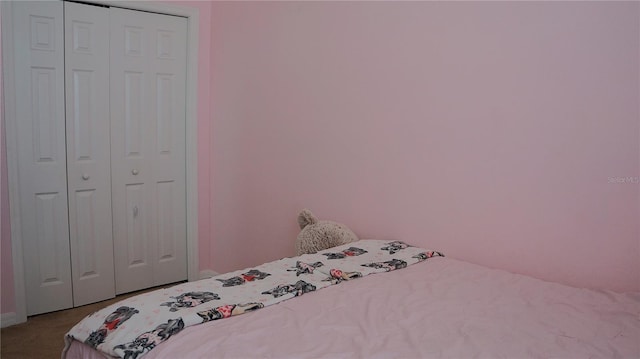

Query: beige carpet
[[1, 284, 177, 358]]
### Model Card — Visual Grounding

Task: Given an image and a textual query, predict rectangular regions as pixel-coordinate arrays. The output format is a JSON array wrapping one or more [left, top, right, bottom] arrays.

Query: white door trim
[[0, 312, 18, 328], [1, 0, 200, 325], [1, 0, 28, 325]]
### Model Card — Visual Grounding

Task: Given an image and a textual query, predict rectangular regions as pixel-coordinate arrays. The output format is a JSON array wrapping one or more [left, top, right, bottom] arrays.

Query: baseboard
[[199, 269, 219, 280], [1, 312, 18, 328]]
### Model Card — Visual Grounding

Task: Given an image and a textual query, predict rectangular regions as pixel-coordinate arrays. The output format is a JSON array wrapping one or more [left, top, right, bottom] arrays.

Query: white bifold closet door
[[109, 7, 188, 294], [11, 1, 72, 315], [64, 1, 115, 308], [9, 1, 187, 315]]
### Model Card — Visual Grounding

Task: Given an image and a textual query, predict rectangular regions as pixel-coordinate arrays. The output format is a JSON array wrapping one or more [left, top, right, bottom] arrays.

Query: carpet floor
[[1, 284, 179, 358]]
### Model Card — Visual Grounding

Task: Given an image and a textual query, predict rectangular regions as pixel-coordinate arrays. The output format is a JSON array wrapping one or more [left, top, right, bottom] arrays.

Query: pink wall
[[0, 1, 213, 315], [208, 1, 639, 292]]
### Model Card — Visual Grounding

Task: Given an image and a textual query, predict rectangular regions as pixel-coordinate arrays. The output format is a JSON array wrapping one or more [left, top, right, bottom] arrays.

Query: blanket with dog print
[[64, 240, 443, 358]]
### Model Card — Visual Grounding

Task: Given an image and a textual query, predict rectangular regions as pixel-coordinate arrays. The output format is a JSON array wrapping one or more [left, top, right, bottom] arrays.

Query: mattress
[[64, 243, 640, 358]]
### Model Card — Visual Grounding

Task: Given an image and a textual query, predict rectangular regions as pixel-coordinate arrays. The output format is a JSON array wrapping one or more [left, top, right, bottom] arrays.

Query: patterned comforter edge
[[63, 239, 443, 359]]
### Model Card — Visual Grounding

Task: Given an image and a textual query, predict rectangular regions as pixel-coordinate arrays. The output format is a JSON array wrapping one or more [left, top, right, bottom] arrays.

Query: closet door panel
[[111, 10, 154, 294], [65, 1, 115, 307], [11, 1, 72, 315], [111, 7, 187, 294], [152, 16, 187, 285]]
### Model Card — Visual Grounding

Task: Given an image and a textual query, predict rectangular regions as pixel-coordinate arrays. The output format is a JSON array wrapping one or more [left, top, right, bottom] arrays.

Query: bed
[[63, 240, 640, 358]]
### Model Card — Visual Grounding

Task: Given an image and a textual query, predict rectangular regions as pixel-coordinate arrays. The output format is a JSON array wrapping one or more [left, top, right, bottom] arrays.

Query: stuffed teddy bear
[[295, 209, 359, 255]]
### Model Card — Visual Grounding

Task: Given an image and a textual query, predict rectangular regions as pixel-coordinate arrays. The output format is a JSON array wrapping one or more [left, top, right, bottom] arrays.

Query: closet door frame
[[1, 0, 200, 325]]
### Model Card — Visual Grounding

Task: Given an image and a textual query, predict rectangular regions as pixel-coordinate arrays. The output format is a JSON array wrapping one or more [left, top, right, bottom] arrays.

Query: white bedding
[[65, 243, 640, 358]]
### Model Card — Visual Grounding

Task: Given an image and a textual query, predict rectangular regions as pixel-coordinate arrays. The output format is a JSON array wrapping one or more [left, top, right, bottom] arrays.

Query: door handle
[[133, 206, 138, 218], [82, 173, 90, 180]]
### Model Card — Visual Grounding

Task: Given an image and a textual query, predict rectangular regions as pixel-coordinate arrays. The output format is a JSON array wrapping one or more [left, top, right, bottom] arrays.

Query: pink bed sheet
[[65, 257, 640, 358]]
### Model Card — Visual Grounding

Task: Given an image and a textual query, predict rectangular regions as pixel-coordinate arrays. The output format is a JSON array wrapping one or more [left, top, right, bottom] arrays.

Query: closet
[[7, 1, 188, 315]]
